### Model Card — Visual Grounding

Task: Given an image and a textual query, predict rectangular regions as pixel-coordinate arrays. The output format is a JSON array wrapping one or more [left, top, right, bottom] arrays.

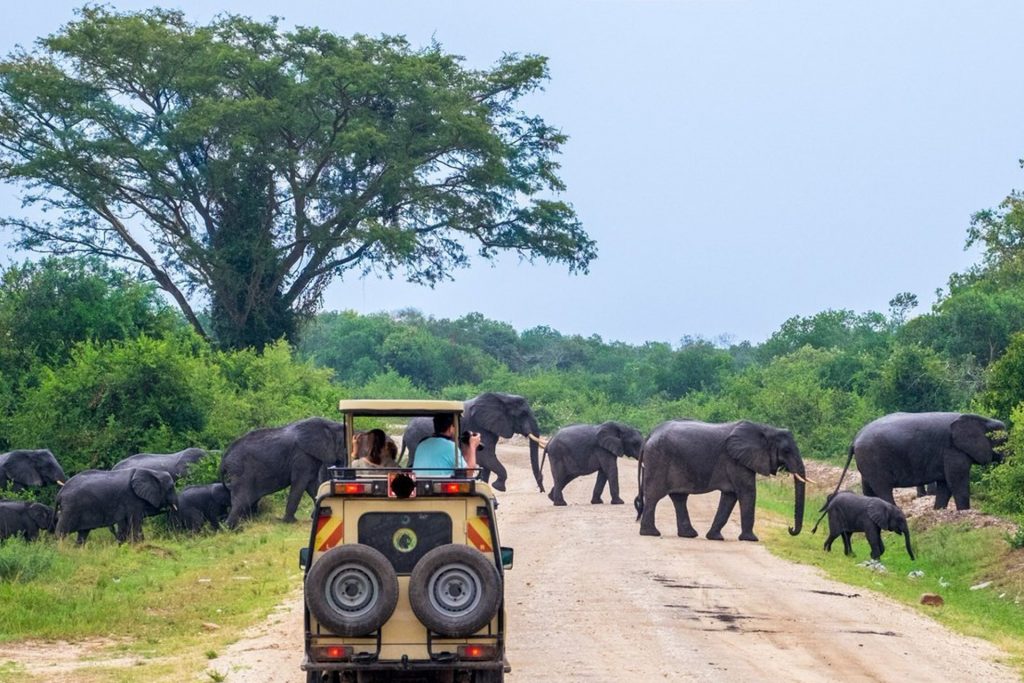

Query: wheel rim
[[324, 562, 380, 618], [427, 562, 482, 616]]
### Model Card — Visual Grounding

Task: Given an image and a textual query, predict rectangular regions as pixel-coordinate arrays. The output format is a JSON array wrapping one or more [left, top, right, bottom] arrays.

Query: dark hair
[[433, 413, 455, 434], [366, 429, 387, 465]]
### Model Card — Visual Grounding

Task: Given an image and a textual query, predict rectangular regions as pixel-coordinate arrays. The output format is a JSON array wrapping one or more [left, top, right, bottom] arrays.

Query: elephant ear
[[130, 470, 166, 508], [725, 422, 774, 476], [952, 415, 995, 464], [302, 419, 346, 463], [868, 501, 904, 532], [466, 393, 517, 438], [5, 455, 43, 487], [597, 422, 624, 456], [29, 504, 52, 528]]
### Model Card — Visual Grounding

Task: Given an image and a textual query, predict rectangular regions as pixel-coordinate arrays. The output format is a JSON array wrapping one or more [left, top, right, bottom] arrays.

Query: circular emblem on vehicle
[[393, 528, 418, 553]]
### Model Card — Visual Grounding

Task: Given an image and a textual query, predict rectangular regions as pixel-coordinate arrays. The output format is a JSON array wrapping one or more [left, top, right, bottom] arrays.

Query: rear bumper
[[302, 656, 510, 673]]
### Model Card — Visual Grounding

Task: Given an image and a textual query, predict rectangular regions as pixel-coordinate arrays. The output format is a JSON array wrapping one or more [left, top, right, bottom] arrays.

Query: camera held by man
[[460, 430, 484, 452]]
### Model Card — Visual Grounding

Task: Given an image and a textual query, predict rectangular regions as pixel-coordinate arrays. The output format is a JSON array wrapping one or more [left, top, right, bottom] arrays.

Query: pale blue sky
[[3, 1, 1024, 345]]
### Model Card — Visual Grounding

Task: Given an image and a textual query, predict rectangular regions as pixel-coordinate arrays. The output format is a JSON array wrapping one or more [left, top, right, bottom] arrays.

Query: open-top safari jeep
[[301, 400, 512, 683]]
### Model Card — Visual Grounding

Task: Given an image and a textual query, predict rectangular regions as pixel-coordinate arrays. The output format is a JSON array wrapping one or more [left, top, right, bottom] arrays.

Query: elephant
[[813, 491, 915, 561], [834, 412, 1006, 510], [219, 416, 347, 529], [169, 483, 232, 532], [635, 419, 807, 541], [400, 392, 544, 492], [112, 447, 208, 480], [0, 449, 66, 491], [0, 501, 55, 541], [541, 421, 644, 506], [55, 468, 179, 544]]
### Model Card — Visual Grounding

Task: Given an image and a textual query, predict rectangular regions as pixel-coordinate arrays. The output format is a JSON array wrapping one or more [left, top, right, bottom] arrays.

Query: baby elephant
[[816, 491, 915, 561], [169, 483, 232, 532], [0, 501, 56, 541]]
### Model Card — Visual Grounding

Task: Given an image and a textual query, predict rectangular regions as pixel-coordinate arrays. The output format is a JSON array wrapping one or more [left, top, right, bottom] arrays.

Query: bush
[[0, 538, 56, 582], [979, 402, 1024, 516]]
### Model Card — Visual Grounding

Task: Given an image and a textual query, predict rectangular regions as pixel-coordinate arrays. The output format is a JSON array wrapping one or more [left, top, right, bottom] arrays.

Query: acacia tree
[[0, 8, 595, 349]]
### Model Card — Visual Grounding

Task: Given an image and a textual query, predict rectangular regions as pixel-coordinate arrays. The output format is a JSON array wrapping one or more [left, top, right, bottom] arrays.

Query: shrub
[[0, 538, 56, 582]]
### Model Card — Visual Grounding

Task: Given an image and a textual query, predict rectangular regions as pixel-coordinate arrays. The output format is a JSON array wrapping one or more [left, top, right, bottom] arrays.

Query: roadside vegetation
[[0, 503, 308, 682]]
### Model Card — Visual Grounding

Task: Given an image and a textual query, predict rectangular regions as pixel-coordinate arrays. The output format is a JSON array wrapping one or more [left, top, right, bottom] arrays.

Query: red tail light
[[435, 481, 474, 495], [333, 482, 371, 495], [316, 645, 352, 660], [457, 644, 495, 660]]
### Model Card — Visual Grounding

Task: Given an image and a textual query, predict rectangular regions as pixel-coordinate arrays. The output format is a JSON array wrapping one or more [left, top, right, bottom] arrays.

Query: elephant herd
[[539, 410, 1007, 563], [0, 392, 547, 545], [0, 398, 1007, 563]]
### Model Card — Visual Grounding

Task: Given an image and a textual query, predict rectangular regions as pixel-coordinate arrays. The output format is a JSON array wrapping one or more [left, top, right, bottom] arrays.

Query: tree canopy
[[0, 7, 595, 349]]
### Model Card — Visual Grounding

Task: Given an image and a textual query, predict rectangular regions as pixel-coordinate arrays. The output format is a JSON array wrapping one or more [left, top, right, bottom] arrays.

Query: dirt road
[[206, 444, 1019, 682]]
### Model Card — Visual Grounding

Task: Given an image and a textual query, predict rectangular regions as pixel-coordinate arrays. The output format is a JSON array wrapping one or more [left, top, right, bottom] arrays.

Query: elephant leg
[[669, 493, 699, 538], [282, 482, 307, 523], [76, 530, 89, 545], [226, 490, 255, 530], [866, 526, 884, 560], [736, 487, 759, 542], [548, 472, 573, 506], [706, 492, 737, 541], [842, 532, 854, 556], [591, 470, 607, 504], [639, 491, 664, 536], [934, 480, 952, 510], [482, 447, 508, 492], [604, 462, 624, 505], [944, 458, 972, 510], [824, 532, 837, 552]]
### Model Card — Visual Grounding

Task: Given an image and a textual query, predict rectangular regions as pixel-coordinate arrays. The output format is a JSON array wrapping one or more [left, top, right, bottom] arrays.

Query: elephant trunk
[[903, 523, 915, 561], [529, 436, 543, 492], [789, 465, 805, 536]]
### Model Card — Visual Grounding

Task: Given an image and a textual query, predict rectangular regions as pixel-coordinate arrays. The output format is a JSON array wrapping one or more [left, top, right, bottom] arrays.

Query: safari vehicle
[[301, 400, 512, 683]]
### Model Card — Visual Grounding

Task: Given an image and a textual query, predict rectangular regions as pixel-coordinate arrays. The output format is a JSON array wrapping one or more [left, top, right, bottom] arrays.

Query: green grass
[[757, 478, 1024, 673], [0, 498, 310, 682]]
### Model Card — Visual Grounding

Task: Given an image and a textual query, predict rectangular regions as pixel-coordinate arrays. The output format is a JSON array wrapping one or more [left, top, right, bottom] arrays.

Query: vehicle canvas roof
[[337, 399, 464, 416]]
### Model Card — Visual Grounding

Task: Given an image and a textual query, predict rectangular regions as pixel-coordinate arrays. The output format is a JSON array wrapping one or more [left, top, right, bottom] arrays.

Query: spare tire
[[305, 544, 399, 636], [408, 544, 501, 637]]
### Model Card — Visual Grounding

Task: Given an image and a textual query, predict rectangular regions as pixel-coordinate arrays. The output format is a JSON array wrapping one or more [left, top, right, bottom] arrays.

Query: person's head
[[367, 429, 387, 464], [433, 413, 455, 436], [383, 439, 398, 463]]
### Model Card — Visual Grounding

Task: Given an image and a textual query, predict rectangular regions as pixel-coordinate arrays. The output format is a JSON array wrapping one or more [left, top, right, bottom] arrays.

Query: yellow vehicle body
[[302, 400, 510, 683]]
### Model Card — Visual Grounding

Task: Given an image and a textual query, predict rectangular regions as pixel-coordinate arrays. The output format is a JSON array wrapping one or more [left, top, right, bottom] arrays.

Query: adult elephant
[[220, 417, 347, 529], [0, 449, 66, 491], [400, 393, 543, 492], [112, 447, 208, 480], [836, 412, 1006, 510], [0, 501, 55, 541], [635, 420, 807, 541], [55, 468, 178, 544], [541, 421, 644, 506]]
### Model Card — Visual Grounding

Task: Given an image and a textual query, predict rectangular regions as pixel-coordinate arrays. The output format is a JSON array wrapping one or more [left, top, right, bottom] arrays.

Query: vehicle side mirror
[[299, 547, 310, 569], [500, 546, 514, 570]]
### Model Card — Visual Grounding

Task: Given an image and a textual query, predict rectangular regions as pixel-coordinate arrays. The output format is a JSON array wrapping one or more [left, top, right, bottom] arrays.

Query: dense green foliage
[[0, 7, 594, 350]]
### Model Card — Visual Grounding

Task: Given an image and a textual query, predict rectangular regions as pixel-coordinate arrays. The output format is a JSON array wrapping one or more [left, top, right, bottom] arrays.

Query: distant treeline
[[2, 249, 1024, 517]]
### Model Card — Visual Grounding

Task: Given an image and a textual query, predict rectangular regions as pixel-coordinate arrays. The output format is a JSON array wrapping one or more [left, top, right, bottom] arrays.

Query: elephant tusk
[[528, 434, 548, 448], [57, 480, 65, 487], [792, 472, 816, 485]]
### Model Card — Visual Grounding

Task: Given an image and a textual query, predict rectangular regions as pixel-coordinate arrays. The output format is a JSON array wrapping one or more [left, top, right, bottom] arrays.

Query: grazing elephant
[[400, 393, 543, 492], [169, 483, 232, 532], [55, 468, 178, 544], [220, 417, 347, 528], [0, 449, 66, 491], [813, 491, 914, 561], [635, 420, 807, 541], [542, 422, 644, 506], [112, 447, 208, 480], [835, 412, 1006, 510], [0, 501, 55, 541]]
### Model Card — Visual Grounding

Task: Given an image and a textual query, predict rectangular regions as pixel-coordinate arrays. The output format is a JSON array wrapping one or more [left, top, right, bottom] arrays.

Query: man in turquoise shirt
[[413, 414, 480, 476]]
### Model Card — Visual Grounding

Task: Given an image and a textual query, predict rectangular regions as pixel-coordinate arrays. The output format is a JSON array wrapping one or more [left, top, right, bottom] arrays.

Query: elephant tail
[[538, 446, 548, 492], [634, 444, 645, 521], [811, 493, 836, 534]]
